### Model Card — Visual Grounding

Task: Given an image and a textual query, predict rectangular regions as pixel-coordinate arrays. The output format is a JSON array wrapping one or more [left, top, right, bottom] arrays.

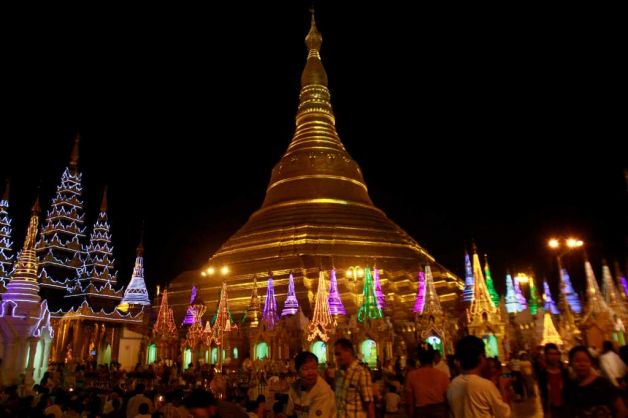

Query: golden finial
[[136, 223, 145, 256], [24, 196, 41, 250], [1, 178, 9, 201], [69, 130, 80, 170], [305, 8, 322, 52], [100, 185, 108, 212]]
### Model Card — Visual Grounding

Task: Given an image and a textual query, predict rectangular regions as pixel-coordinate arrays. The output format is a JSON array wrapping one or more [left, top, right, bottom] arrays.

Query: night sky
[[1, 3, 625, 298]]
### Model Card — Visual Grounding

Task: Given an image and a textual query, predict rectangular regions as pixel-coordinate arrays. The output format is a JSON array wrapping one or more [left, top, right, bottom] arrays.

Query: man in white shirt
[[287, 351, 336, 418], [600, 340, 627, 387], [447, 336, 510, 418]]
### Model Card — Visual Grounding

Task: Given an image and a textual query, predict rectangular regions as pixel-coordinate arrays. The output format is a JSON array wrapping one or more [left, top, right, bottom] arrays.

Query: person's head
[[135, 383, 145, 394], [406, 358, 416, 369], [418, 348, 434, 367], [455, 336, 486, 372], [184, 389, 218, 418], [484, 357, 501, 377], [544, 343, 561, 367], [603, 341, 615, 353], [334, 339, 355, 369], [569, 346, 594, 380], [138, 403, 149, 415], [294, 352, 319, 388], [246, 400, 260, 413]]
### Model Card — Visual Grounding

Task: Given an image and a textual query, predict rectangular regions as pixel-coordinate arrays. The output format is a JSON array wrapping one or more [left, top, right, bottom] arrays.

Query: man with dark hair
[[184, 388, 247, 418], [537, 343, 569, 418], [446, 336, 510, 418], [334, 339, 375, 418], [287, 351, 336, 417], [126, 383, 153, 418]]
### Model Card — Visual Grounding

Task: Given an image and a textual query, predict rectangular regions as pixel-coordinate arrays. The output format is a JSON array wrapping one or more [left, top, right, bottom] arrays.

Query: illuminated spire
[[413, 270, 426, 313], [262, 272, 279, 330], [560, 267, 581, 314], [529, 276, 540, 315], [469, 245, 496, 317], [584, 260, 609, 316], [358, 267, 383, 322], [211, 282, 237, 347], [183, 285, 198, 325], [422, 264, 442, 315], [540, 312, 562, 345], [2, 198, 42, 310], [543, 280, 559, 315], [245, 275, 262, 327], [462, 250, 474, 302], [505, 273, 520, 314], [153, 289, 177, 338], [0, 179, 14, 282], [307, 269, 332, 341], [281, 272, 299, 316], [328, 268, 346, 316], [602, 261, 627, 318], [373, 267, 385, 309], [119, 236, 150, 307], [484, 255, 500, 307], [615, 261, 628, 300], [514, 277, 528, 311]]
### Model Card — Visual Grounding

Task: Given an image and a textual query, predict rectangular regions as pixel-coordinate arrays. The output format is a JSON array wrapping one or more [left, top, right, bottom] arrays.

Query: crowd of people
[[3, 337, 628, 417]]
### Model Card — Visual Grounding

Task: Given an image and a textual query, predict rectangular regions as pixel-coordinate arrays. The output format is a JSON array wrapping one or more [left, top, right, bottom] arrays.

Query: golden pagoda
[[168, 12, 462, 324]]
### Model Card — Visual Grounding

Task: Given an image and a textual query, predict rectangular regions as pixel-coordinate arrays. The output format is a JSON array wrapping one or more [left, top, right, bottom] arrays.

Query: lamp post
[[548, 237, 584, 310], [345, 266, 364, 306]]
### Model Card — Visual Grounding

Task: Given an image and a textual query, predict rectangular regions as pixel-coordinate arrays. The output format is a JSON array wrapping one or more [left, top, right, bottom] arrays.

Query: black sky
[[1, 3, 626, 298]]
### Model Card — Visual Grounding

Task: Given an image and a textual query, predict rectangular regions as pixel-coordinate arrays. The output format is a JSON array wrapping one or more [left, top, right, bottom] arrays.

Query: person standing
[[599, 340, 627, 387], [447, 336, 510, 418], [537, 343, 569, 418], [334, 339, 375, 418], [406, 348, 449, 417], [286, 351, 336, 418]]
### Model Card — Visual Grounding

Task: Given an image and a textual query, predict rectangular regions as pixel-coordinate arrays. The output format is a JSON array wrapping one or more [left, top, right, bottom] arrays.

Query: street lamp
[[345, 266, 364, 281], [548, 237, 585, 271]]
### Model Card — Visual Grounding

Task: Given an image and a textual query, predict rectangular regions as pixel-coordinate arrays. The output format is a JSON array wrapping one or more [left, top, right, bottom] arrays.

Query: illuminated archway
[[482, 334, 499, 358], [310, 341, 327, 364], [211, 347, 218, 364], [360, 339, 377, 368], [183, 348, 192, 369], [233, 347, 239, 359], [147, 343, 157, 364], [425, 335, 443, 356], [255, 342, 269, 360]]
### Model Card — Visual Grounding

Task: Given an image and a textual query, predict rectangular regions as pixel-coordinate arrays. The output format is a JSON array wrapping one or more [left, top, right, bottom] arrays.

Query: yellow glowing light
[[207, 267, 215, 275], [575, 240, 584, 247], [548, 239, 560, 249], [566, 238, 578, 248], [358, 268, 364, 278], [345, 270, 351, 278], [201, 271, 207, 277], [515, 273, 530, 284], [220, 266, 229, 276]]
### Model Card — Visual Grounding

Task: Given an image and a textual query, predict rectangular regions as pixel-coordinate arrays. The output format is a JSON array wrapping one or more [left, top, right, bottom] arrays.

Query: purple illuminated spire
[[328, 268, 346, 316], [463, 250, 474, 302], [373, 267, 385, 309], [182, 285, 198, 325], [263, 272, 279, 329], [543, 280, 559, 315], [413, 270, 426, 313], [560, 268, 582, 314], [281, 272, 299, 316], [514, 277, 528, 311]]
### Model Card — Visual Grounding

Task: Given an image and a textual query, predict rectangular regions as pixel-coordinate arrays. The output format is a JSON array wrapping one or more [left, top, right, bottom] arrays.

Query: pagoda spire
[[462, 250, 474, 302], [2, 198, 42, 309], [602, 261, 628, 319], [262, 272, 279, 330], [373, 267, 385, 310], [543, 280, 560, 315], [529, 276, 540, 315], [69, 130, 80, 172], [469, 245, 496, 317], [211, 282, 238, 369], [37, 135, 87, 309], [483, 255, 500, 307], [153, 289, 177, 338], [281, 272, 300, 316], [422, 264, 442, 315], [615, 261, 628, 300], [413, 270, 426, 313], [505, 273, 520, 314], [514, 276, 528, 311], [358, 267, 383, 322], [328, 268, 346, 316], [559, 267, 582, 314], [540, 312, 562, 345], [72, 186, 120, 308], [307, 269, 332, 342], [584, 260, 609, 316], [245, 275, 262, 327], [118, 235, 150, 308], [0, 179, 14, 283]]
